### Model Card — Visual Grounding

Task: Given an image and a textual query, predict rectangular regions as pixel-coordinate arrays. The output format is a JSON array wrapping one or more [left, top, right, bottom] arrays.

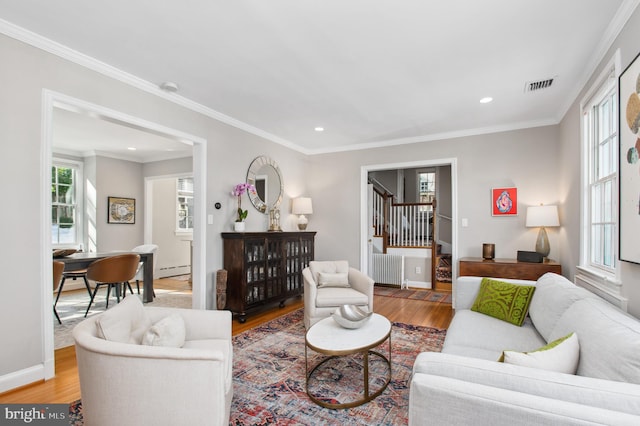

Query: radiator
[[371, 254, 404, 286]]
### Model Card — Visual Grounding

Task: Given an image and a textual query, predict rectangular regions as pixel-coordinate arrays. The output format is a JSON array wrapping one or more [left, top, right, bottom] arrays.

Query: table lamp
[[292, 197, 313, 230], [525, 204, 559, 259]]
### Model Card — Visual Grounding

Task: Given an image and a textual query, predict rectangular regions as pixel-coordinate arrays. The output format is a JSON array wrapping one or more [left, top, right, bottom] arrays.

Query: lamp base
[[297, 214, 308, 231], [535, 227, 550, 258], [297, 223, 308, 231]]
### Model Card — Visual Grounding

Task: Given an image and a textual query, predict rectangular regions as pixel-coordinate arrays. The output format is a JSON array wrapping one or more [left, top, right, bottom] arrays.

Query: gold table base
[[305, 335, 391, 409]]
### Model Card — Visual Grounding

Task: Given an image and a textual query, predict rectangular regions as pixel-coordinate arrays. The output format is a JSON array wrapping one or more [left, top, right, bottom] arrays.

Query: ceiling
[[1, 0, 638, 156]]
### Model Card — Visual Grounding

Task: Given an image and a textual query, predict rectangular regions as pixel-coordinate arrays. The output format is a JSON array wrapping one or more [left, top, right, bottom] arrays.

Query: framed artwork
[[107, 196, 135, 224], [619, 50, 640, 264], [492, 187, 518, 216]]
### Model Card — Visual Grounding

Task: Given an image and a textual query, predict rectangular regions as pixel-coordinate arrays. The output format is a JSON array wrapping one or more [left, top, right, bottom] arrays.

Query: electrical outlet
[[415, 266, 421, 274]]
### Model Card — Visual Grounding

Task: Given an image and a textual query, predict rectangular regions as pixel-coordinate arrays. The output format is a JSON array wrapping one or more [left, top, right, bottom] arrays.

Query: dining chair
[[53, 261, 65, 324], [131, 244, 159, 297], [60, 268, 92, 298], [84, 254, 141, 317]]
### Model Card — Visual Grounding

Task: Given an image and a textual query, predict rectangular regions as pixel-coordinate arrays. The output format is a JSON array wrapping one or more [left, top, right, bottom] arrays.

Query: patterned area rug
[[374, 286, 452, 304], [69, 308, 446, 425]]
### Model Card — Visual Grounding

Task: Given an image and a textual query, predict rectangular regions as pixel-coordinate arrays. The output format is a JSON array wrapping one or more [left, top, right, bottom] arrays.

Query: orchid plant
[[232, 183, 256, 222]]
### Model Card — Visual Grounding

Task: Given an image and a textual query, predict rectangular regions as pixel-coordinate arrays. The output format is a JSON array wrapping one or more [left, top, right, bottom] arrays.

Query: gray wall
[[558, 5, 640, 318]]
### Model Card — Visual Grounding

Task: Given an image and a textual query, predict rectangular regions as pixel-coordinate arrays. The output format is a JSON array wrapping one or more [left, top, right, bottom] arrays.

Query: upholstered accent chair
[[302, 260, 374, 329], [73, 296, 233, 426]]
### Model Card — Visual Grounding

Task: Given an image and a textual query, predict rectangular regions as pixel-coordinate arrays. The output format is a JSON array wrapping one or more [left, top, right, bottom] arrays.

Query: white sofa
[[73, 296, 233, 426], [302, 260, 374, 329], [409, 272, 640, 425]]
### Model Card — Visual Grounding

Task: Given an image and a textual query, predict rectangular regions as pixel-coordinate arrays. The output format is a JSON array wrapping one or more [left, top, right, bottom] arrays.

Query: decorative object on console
[[482, 243, 495, 259], [491, 187, 517, 216], [619, 50, 640, 264], [525, 204, 559, 259], [292, 197, 313, 230], [231, 182, 256, 232], [269, 208, 282, 232], [517, 250, 543, 263]]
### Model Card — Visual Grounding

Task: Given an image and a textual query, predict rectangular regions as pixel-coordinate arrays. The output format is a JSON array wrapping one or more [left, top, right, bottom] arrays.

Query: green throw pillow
[[471, 278, 535, 326]]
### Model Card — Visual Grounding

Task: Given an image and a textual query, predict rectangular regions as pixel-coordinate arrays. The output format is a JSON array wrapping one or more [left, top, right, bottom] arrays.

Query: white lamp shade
[[292, 197, 313, 215], [525, 205, 559, 227]]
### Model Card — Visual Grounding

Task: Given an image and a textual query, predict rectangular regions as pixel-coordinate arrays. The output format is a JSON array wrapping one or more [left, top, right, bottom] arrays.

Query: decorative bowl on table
[[332, 304, 373, 329]]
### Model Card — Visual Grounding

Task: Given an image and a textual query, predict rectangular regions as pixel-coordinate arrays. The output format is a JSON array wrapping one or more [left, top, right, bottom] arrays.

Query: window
[[177, 177, 194, 232], [52, 160, 82, 246], [581, 55, 619, 276], [418, 171, 435, 203]]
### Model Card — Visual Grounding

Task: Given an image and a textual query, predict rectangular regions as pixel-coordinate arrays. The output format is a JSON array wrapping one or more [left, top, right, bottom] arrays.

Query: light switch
[[207, 214, 214, 225], [461, 218, 469, 227]]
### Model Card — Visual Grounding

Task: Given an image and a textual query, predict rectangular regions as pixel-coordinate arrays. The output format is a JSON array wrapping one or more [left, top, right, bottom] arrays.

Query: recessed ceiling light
[[314, 127, 324, 132], [127, 147, 137, 151], [480, 97, 493, 104]]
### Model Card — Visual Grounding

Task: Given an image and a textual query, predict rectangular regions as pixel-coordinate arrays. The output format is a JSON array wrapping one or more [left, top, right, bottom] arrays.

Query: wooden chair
[[53, 261, 65, 324], [84, 254, 141, 317]]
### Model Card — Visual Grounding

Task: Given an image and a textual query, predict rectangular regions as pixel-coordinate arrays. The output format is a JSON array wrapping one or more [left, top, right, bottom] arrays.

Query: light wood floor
[[0, 279, 453, 404]]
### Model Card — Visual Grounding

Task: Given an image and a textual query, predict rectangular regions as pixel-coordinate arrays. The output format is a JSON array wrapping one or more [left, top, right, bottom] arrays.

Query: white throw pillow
[[501, 332, 580, 374], [96, 296, 151, 344], [142, 313, 186, 348], [317, 272, 350, 288]]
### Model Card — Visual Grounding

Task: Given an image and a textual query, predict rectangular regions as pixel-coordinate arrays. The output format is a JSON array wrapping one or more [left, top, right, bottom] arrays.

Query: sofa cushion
[[317, 272, 350, 288], [95, 296, 152, 344], [549, 297, 640, 384], [501, 332, 580, 374], [309, 261, 349, 287], [443, 310, 546, 361], [528, 273, 597, 341], [142, 313, 186, 348], [471, 278, 536, 326], [315, 287, 369, 307]]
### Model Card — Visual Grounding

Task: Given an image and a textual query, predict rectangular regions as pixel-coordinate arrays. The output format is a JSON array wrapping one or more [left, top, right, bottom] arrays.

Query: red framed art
[[492, 187, 517, 216]]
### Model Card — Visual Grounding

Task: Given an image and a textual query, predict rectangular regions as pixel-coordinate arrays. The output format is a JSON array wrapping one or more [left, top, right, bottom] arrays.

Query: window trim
[[579, 49, 621, 284], [51, 157, 84, 249]]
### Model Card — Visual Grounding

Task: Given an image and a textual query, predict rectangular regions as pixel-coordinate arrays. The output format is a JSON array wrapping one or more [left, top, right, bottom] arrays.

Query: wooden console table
[[459, 257, 561, 281], [222, 231, 315, 322]]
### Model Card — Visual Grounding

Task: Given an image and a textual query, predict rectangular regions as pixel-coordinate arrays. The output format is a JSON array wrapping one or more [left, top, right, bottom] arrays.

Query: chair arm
[[348, 267, 374, 308], [411, 352, 640, 416], [303, 267, 318, 309], [146, 307, 232, 342]]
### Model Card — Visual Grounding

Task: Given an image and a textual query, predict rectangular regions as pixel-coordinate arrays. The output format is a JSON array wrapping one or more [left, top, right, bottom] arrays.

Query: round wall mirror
[[246, 156, 283, 214]]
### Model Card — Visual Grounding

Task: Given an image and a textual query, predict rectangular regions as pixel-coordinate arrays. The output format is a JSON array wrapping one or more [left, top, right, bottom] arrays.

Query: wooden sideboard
[[222, 231, 315, 322], [459, 257, 562, 281]]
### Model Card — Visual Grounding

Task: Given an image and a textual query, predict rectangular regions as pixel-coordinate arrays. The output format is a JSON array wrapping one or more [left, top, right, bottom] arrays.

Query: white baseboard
[[0, 364, 45, 394], [407, 280, 431, 289]]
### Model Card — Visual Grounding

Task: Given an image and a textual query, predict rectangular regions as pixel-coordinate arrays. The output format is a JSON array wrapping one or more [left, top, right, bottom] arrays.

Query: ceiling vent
[[524, 78, 554, 93]]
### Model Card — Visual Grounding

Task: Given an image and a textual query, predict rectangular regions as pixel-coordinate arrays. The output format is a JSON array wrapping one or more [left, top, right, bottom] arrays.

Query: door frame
[[41, 90, 207, 379], [359, 158, 458, 284]]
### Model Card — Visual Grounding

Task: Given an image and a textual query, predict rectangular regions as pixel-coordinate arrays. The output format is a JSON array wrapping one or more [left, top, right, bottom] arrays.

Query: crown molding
[[0, 18, 307, 154]]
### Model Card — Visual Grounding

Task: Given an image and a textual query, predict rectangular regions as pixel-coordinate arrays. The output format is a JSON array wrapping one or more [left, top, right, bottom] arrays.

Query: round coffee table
[[305, 313, 391, 409]]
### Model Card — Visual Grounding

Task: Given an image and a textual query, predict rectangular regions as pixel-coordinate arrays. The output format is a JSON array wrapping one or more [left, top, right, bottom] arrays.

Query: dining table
[[56, 251, 155, 303]]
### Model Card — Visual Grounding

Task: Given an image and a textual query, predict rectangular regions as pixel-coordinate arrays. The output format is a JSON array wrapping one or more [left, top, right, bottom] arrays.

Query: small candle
[[482, 243, 495, 260]]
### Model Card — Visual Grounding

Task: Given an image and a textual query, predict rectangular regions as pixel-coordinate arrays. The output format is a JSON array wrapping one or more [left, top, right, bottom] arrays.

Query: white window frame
[[52, 157, 84, 249], [578, 50, 625, 305], [176, 176, 194, 234]]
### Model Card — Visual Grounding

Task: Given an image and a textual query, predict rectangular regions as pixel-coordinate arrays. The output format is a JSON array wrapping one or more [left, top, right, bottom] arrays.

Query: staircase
[[434, 247, 452, 292]]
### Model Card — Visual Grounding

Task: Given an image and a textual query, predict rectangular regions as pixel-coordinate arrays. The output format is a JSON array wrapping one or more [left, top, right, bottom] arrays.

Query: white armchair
[[73, 296, 233, 426], [303, 260, 374, 329]]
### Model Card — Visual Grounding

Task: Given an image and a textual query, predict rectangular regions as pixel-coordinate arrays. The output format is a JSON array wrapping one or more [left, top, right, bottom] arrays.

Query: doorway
[[41, 90, 207, 379], [360, 158, 458, 288]]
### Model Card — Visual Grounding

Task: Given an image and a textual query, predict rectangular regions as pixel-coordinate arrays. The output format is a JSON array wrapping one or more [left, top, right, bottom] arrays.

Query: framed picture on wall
[[619, 50, 640, 264], [107, 196, 135, 224], [492, 187, 518, 216]]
